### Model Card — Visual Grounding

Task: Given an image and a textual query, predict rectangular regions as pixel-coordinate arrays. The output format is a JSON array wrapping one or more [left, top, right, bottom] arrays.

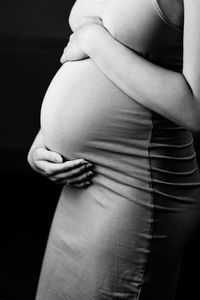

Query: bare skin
[[61, 0, 200, 132], [27, 16, 103, 187], [61, 16, 103, 63], [29, 0, 200, 185], [28, 16, 103, 187], [27, 130, 94, 188]]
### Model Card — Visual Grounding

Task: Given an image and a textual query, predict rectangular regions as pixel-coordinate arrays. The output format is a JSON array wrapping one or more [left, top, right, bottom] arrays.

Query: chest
[[69, 0, 184, 70], [69, 0, 183, 33]]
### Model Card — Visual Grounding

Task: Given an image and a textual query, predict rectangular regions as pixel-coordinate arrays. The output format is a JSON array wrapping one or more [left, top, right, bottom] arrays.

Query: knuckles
[[34, 147, 43, 159], [44, 166, 54, 176], [80, 16, 103, 26]]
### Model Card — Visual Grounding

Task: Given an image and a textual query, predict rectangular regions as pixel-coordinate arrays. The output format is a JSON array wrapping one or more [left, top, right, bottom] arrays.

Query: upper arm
[[183, 0, 200, 100], [68, 0, 79, 31], [68, 0, 95, 32]]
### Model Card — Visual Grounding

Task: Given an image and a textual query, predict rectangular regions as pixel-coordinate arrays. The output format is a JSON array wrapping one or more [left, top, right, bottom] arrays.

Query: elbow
[[190, 100, 200, 133], [185, 114, 200, 134], [189, 123, 200, 134], [178, 101, 200, 133], [181, 75, 200, 132]]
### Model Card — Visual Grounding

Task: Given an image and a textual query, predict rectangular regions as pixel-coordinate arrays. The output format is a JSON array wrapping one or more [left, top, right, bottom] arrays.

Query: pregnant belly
[[41, 59, 152, 165]]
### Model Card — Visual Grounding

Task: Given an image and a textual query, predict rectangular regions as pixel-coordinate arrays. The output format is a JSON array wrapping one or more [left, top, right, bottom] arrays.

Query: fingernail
[[60, 55, 67, 63], [56, 156, 63, 163], [85, 181, 91, 185], [86, 163, 93, 168], [87, 171, 94, 176]]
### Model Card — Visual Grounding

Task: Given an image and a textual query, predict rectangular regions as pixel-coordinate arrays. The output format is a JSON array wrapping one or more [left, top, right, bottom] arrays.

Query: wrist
[[77, 24, 110, 55]]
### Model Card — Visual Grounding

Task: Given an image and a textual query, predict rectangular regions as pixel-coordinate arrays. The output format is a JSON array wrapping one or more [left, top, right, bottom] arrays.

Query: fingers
[[79, 16, 103, 27], [47, 160, 95, 188], [34, 147, 63, 163], [60, 37, 78, 63], [32, 147, 95, 188], [71, 181, 91, 188], [63, 171, 94, 188], [60, 159, 90, 172], [60, 16, 103, 64], [40, 158, 88, 176], [54, 163, 93, 180], [69, 33, 75, 41], [33, 147, 90, 174], [50, 165, 94, 185], [60, 40, 88, 63], [67, 170, 94, 185]]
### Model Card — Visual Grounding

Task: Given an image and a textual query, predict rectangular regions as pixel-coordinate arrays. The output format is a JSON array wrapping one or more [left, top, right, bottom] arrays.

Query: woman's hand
[[60, 32, 88, 63], [60, 16, 104, 64], [27, 147, 94, 188]]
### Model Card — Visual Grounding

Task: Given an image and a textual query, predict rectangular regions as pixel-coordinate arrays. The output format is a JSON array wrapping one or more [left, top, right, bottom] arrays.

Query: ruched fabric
[[35, 0, 200, 299], [36, 107, 200, 300]]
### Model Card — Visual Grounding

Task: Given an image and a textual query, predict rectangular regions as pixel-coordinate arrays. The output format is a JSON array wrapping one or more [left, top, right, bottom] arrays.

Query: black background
[[0, 1, 200, 299]]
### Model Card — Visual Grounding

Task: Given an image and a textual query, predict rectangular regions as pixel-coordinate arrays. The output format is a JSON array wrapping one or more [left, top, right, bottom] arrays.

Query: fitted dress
[[36, 0, 200, 299]]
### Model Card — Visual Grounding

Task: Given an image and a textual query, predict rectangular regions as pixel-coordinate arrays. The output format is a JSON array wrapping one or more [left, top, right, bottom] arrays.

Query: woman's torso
[[41, 0, 184, 158], [36, 4, 200, 299], [40, 0, 200, 188]]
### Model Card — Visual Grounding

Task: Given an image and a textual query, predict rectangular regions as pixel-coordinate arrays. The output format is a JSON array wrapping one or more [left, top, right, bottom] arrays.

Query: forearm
[[80, 26, 200, 132]]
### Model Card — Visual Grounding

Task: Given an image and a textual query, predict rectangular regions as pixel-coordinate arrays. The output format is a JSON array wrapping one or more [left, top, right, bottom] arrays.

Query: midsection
[[40, 0, 187, 190], [40, 58, 199, 192], [40, 58, 152, 170]]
